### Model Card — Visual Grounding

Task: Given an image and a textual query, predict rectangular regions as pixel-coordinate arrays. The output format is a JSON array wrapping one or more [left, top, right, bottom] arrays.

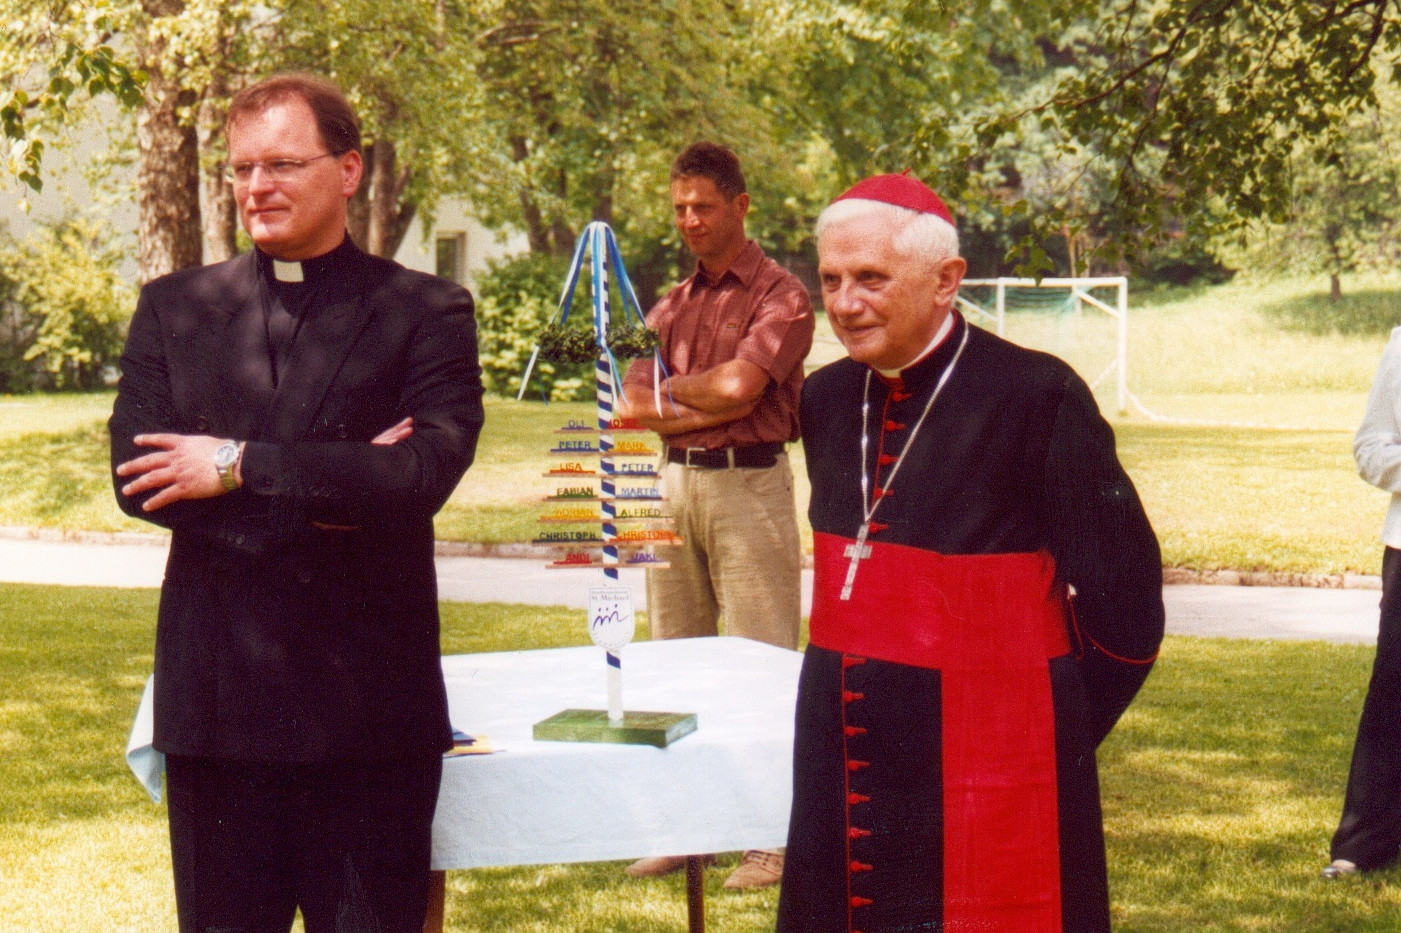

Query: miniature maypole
[[523, 222, 696, 747]]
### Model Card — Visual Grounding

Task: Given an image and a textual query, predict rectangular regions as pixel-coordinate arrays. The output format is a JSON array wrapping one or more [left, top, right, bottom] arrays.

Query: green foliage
[[1029, 0, 1401, 257], [537, 322, 658, 364], [474, 253, 591, 402], [1213, 81, 1401, 299], [475, 252, 659, 398], [1134, 237, 1235, 288], [0, 220, 134, 392], [462, 0, 761, 258], [271, 0, 487, 243], [0, 10, 144, 193]]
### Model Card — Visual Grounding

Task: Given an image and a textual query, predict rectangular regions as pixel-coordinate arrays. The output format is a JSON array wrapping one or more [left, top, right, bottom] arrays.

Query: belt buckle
[[684, 447, 707, 468]]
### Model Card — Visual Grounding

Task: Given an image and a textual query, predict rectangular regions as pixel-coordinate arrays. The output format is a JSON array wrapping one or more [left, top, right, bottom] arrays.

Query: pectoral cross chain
[[840, 522, 872, 601], [843, 324, 969, 603]]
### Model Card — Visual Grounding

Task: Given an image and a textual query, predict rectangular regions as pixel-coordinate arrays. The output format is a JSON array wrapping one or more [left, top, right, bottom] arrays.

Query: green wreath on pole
[[537, 322, 659, 365]]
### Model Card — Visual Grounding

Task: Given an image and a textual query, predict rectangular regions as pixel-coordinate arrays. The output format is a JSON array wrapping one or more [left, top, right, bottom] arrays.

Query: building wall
[[392, 199, 529, 289]]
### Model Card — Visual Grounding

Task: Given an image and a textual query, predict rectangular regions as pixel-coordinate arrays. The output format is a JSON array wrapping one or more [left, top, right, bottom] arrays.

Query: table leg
[[685, 856, 705, 933], [423, 869, 446, 933]]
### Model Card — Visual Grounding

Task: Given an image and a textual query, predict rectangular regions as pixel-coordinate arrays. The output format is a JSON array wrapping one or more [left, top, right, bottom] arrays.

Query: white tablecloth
[[126, 636, 802, 870]]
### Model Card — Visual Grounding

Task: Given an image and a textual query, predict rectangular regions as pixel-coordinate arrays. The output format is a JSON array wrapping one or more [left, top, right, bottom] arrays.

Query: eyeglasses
[[223, 153, 336, 184]]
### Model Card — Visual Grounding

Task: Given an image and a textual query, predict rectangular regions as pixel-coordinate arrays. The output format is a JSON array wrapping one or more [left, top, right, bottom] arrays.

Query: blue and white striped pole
[[591, 223, 620, 587], [590, 223, 624, 721]]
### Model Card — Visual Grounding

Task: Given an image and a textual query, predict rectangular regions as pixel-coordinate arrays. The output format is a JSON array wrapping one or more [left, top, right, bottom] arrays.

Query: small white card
[[588, 586, 635, 650]]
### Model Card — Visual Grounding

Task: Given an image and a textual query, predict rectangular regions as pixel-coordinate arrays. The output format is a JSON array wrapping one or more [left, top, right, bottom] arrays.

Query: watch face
[[214, 443, 239, 469]]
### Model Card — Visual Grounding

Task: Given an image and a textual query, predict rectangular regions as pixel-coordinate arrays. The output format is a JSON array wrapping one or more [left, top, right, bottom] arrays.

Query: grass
[[4, 272, 1401, 572], [7, 273, 1401, 929], [1260, 286, 1401, 337], [3, 581, 1400, 931], [1103, 637, 1401, 930], [1118, 424, 1386, 574]]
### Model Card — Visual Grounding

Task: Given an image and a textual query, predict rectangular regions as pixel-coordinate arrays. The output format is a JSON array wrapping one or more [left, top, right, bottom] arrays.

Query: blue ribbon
[[518, 220, 669, 403]]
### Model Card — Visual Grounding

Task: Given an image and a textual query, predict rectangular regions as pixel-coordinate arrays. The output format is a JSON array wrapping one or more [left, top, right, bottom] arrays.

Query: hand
[[372, 417, 413, 445], [116, 434, 231, 512]]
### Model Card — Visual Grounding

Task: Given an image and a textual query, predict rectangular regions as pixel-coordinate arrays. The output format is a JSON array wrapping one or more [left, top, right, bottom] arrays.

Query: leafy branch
[[1, 29, 145, 192]]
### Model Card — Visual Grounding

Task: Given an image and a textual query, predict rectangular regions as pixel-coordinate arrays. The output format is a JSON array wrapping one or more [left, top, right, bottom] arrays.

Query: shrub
[[474, 253, 588, 401], [474, 252, 654, 402], [0, 220, 134, 392]]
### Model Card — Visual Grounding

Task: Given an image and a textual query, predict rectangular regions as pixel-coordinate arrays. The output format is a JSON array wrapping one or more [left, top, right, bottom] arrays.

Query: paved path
[[0, 536, 1381, 644]]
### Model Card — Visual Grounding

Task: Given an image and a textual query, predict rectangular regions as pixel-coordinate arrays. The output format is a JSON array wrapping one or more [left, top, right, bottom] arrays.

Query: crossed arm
[[115, 418, 415, 512], [619, 358, 769, 436], [109, 276, 483, 549]]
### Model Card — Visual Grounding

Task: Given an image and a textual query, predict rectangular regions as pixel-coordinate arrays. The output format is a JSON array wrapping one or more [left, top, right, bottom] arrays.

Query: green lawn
[[1, 581, 1398, 931], [3, 273, 1401, 573]]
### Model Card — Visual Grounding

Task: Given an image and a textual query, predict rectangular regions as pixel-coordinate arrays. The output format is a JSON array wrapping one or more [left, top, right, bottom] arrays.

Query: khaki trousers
[[646, 453, 802, 650]]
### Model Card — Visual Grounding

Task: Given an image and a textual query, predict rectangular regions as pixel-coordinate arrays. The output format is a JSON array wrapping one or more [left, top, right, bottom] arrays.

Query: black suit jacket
[[110, 244, 484, 762]]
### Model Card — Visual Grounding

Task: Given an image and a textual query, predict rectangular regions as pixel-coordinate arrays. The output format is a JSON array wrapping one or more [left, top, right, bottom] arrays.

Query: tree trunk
[[137, 0, 202, 283], [136, 81, 202, 282], [197, 85, 238, 264], [1330, 272, 1343, 302], [364, 138, 416, 258], [347, 184, 370, 251], [511, 135, 550, 254], [549, 165, 574, 256]]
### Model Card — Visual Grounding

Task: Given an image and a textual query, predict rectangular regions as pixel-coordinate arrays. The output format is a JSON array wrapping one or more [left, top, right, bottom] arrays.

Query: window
[[435, 233, 466, 283]]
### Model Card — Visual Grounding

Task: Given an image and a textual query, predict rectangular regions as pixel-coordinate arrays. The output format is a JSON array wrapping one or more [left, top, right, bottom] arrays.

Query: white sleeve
[[1354, 327, 1401, 493]]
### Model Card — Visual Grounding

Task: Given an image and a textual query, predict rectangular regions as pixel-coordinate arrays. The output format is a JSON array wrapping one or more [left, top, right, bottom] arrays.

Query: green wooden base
[[533, 708, 698, 748]]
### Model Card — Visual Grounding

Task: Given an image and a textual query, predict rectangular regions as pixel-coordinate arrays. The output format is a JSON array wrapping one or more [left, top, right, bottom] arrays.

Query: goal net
[[957, 277, 1128, 414]]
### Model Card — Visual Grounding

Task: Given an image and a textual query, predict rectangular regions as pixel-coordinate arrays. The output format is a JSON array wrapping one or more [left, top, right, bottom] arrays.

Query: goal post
[[956, 276, 1129, 414]]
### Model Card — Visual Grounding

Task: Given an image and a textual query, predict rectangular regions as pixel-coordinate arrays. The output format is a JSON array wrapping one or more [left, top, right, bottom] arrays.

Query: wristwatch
[[213, 441, 242, 491]]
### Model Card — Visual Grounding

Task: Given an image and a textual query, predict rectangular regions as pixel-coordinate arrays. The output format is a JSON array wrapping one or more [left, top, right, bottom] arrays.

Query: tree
[[1220, 85, 1401, 301], [745, 1, 1110, 274], [460, 0, 766, 262], [0, 0, 271, 282], [2, 1, 493, 281], [0, 6, 144, 197], [267, 0, 487, 261], [1026, 0, 1401, 254]]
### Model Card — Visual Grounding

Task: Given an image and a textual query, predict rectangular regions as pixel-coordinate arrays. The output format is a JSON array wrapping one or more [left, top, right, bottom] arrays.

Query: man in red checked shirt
[[777, 174, 1163, 933], [620, 141, 814, 889]]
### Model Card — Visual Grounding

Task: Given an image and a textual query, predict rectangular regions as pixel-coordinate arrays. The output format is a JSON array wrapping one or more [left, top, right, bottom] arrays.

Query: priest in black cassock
[[110, 74, 482, 933], [776, 175, 1164, 933]]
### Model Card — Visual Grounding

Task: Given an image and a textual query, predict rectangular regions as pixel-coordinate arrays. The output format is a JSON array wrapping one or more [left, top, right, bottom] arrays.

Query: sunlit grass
[[4, 582, 1399, 930], [1101, 637, 1401, 931], [0, 390, 116, 438], [4, 276, 1401, 572], [1117, 423, 1386, 574]]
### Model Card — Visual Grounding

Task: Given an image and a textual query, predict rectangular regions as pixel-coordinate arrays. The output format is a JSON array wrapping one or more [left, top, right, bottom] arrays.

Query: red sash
[[810, 531, 1071, 933]]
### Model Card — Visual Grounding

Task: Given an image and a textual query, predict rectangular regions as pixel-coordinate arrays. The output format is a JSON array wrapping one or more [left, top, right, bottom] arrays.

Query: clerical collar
[[257, 234, 357, 285], [272, 259, 303, 282], [874, 310, 956, 378]]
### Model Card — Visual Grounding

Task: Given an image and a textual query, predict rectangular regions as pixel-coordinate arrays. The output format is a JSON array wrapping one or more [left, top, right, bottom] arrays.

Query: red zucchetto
[[832, 172, 954, 226]]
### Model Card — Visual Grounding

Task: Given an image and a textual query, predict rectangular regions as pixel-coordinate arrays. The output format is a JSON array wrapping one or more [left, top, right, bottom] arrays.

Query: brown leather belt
[[666, 442, 783, 469]]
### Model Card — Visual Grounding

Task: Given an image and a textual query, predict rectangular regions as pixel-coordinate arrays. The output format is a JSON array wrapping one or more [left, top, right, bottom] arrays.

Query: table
[[127, 636, 802, 931]]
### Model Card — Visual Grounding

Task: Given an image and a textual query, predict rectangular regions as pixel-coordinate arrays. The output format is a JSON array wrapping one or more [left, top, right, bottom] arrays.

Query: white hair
[[815, 197, 960, 266]]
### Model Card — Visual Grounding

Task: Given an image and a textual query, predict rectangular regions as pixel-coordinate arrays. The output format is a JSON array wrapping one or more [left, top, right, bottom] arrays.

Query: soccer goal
[[956, 277, 1129, 414]]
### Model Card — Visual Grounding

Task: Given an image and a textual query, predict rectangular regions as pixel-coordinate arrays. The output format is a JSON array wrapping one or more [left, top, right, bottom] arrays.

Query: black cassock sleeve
[[1041, 374, 1164, 747]]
